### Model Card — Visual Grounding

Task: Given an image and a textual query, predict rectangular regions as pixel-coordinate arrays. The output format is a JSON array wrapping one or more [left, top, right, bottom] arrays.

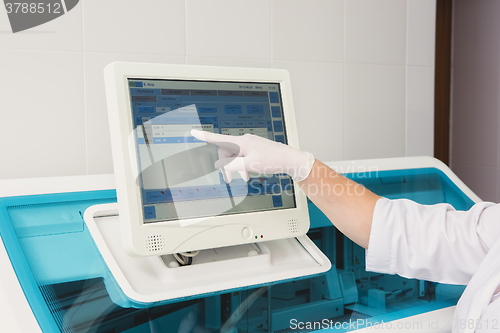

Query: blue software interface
[[127, 79, 296, 223]]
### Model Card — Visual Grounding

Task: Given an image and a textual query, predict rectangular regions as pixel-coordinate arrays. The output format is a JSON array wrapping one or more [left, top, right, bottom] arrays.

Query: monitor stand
[[84, 203, 331, 309]]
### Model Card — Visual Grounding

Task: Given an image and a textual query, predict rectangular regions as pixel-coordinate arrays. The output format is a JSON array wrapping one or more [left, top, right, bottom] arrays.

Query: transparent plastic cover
[[127, 79, 296, 223]]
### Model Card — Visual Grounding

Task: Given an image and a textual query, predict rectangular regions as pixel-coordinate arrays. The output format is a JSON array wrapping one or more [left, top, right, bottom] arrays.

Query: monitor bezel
[[104, 62, 310, 257]]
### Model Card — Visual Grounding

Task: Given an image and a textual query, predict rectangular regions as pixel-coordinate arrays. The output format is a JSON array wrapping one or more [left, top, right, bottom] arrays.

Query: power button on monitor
[[241, 227, 252, 240]]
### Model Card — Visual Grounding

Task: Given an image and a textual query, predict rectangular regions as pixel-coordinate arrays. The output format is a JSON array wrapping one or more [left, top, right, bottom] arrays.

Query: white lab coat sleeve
[[365, 198, 500, 285]]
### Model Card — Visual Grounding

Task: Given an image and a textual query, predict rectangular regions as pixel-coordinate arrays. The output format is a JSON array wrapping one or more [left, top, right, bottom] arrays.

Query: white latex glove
[[190, 129, 315, 183]]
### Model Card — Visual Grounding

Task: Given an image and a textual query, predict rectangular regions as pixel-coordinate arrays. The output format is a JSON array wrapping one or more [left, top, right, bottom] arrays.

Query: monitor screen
[[127, 79, 296, 224]]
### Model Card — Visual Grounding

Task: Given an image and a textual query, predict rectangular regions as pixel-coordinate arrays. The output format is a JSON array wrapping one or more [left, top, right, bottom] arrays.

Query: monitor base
[[84, 203, 331, 308]]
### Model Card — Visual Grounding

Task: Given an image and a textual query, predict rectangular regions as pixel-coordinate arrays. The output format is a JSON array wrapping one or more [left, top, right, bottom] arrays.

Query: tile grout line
[[404, 0, 410, 156], [81, 1, 88, 175], [342, 0, 346, 160], [184, 0, 188, 64], [270, 0, 273, 68], [405, 0, 410, 158]]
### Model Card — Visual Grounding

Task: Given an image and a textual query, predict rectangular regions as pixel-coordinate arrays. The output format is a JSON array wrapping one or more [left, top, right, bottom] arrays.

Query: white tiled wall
[[0, 0, 436, 179], [450, 0, 500, 202]]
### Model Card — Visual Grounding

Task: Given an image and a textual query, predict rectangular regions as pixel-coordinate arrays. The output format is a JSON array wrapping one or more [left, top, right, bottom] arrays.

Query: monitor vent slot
[[286, 219, 300, 234]]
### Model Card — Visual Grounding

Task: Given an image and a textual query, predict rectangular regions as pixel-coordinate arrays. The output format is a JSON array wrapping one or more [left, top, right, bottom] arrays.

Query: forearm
[[191, 130, 379, 247], [298, 160, 381, 249]]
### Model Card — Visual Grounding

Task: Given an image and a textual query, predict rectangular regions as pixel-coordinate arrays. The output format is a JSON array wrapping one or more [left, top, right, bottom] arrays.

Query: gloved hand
[[190, 129, 315, 183]]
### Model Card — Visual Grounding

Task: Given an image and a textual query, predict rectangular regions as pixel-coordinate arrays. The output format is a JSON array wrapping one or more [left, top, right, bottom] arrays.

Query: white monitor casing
[[104, 62, 310, 257]]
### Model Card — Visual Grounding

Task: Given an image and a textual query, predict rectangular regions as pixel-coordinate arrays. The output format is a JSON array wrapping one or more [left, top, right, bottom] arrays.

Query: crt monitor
[[104, 62, 311, 257]]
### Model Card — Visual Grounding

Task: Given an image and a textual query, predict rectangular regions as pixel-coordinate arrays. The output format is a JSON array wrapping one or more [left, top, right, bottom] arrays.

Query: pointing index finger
[[191, 129, 239, 145], [191, 129, 241, 154]]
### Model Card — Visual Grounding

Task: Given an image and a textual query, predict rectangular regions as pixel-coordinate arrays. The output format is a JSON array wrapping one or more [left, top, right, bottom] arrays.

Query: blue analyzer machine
[[0, 156, 479, 333]]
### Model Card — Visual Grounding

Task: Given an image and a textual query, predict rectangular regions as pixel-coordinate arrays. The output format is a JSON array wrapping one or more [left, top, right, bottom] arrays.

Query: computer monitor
[[104, 62, 310, 257]]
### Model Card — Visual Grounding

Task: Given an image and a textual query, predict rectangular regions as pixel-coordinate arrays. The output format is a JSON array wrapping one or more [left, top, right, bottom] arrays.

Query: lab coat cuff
[[365, 198, 395, 275]]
